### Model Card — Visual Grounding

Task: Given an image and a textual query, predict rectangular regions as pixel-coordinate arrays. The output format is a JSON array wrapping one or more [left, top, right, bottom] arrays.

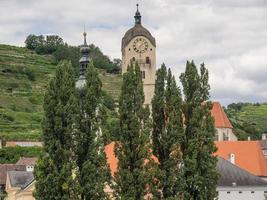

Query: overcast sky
[[1, 0, 267, 105]]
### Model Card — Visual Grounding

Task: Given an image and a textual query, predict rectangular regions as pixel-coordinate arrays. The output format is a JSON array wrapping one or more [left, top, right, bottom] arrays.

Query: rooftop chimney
[[248, 137, 251, 141], [262, 133, 266, 140]]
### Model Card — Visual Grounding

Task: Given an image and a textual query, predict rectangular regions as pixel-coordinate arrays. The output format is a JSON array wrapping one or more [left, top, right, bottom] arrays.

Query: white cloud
[[0, 0, 267, 105]]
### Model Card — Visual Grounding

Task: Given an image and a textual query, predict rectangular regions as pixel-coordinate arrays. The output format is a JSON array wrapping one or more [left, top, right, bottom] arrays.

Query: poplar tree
[[180, 61, 218, 200], [152, 64, 184, 199], [74, 61, 111, 200], [34, 61, 77, 200], [113, 63, 153, 200]]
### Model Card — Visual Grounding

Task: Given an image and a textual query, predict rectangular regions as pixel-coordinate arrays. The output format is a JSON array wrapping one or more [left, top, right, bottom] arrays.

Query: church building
[[121, 4, 156, 105]]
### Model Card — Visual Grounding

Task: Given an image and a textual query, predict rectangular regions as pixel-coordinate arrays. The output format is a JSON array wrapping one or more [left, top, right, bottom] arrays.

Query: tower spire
[[77, 31, 90, 87], [83, 31, 87, 45], [134, 3, 141, 25]]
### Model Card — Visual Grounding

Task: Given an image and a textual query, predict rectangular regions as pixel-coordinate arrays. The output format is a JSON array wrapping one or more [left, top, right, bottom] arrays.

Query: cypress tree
[[113, 63, 153, 200], [180, 61, 218, 200], [74, 61, 111, 200], [34, 61, 77, 200], [152, 64, 184, 199]]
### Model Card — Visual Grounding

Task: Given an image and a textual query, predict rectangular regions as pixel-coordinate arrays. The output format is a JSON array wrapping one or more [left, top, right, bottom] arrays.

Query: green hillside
[[0, 44, 122, 141], [237, 104, 267, 132], [226, 103, 267, 140]]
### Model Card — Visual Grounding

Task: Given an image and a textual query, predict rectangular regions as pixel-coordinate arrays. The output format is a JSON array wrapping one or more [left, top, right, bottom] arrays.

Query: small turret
[[134, 4, 141, 25], [76, 32, 90, 89]]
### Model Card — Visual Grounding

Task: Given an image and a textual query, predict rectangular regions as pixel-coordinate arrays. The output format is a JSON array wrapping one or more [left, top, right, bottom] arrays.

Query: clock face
[[133, 38, 148, 54]]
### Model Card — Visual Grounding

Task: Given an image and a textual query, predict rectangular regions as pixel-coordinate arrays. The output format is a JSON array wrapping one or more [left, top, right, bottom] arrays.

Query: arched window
[[142, 71, 145, 79], [146, 57, 150, 64], [132, 57, 136, 61]]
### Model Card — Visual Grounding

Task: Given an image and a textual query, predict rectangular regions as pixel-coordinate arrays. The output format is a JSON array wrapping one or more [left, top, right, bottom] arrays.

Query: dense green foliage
[[25, 34, 121, 74], [25, 34, 64, 54], [113, 63, 154, 199], [180, 61, 218, 199], [225, 102, 267, 140], [74, 61, 111, 199], [34, 61, 78, 200], [0, 44, 121, 142], [152, 64, 184, 199], [0, 146, 43, 164]]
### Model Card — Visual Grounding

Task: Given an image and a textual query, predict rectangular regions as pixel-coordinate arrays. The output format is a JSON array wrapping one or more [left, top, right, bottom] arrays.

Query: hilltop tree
[[151, 64, 184, 199], [74, 61, 111, 200], [113, 63, 154, 199], [180, 61, 218, 200], [34, 61, 78, 200], [25, 34, 45, 50]]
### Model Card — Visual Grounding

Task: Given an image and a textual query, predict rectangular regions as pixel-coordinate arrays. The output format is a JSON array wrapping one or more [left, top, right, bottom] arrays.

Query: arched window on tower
[[141, 71, 145, 79], [132, 57, 136, 62], [146, 57, 150, 64]]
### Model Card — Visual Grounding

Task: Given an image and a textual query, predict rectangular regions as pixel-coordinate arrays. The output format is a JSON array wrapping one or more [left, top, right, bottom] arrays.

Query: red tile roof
[[215, 141, 267, 177], [211, 102, 233, 129], [105, 142, 158, 175], [16, 157, 37, 166], [105, 142, 117, 175], [0, 164, 26, 185]]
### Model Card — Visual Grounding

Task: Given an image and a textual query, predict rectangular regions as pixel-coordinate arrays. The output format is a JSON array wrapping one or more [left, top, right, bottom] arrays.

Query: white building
[[217, 157, 267, 200]]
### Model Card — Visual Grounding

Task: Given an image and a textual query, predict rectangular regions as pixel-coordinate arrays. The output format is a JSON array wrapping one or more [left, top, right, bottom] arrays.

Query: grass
[[0, 44, 122, 141]]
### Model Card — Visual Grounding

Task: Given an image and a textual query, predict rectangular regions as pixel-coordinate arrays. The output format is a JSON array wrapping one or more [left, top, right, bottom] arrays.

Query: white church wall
[[217, 128, 237, 141]]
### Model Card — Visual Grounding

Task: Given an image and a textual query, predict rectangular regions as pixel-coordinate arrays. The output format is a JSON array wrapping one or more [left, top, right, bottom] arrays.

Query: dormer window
[[228, 153, 235, 165], [26, 165, 34, 172]]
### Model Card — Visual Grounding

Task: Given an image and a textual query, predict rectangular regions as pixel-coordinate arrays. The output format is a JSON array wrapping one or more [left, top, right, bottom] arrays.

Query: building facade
[[121, 4, 156, 105]]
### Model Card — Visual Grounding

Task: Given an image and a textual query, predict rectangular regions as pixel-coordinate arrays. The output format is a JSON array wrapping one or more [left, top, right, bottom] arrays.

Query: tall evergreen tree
[[74, 61, 111, 200], [180, 61, 218, 200], [152, 64, 184, 199], [113, 63, 153, 200], [34, 61, 77, 200]]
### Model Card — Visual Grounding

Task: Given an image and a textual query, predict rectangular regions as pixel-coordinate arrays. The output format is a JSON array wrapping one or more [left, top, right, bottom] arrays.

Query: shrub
[[0, 146, 43, 164], [23, 68, 35, 81]]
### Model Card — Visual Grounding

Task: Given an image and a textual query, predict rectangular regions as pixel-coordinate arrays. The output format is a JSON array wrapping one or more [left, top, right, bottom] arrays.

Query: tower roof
[[134, 4, 141, 25], [211, 102, 233, 128], [121, 4, 156, 51], [80, 32, 89, 54]]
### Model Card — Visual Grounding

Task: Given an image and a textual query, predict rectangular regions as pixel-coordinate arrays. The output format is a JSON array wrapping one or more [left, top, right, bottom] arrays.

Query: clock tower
[[121, 4, 156, 105]]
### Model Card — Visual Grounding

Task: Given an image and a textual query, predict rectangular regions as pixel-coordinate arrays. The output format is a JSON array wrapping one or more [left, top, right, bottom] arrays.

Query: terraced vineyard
[[236, 103, 267, 133], [0, 44, 122, 141]]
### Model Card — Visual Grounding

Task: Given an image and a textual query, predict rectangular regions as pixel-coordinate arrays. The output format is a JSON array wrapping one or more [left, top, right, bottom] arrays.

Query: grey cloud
[[0, 0, 267, 105]]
